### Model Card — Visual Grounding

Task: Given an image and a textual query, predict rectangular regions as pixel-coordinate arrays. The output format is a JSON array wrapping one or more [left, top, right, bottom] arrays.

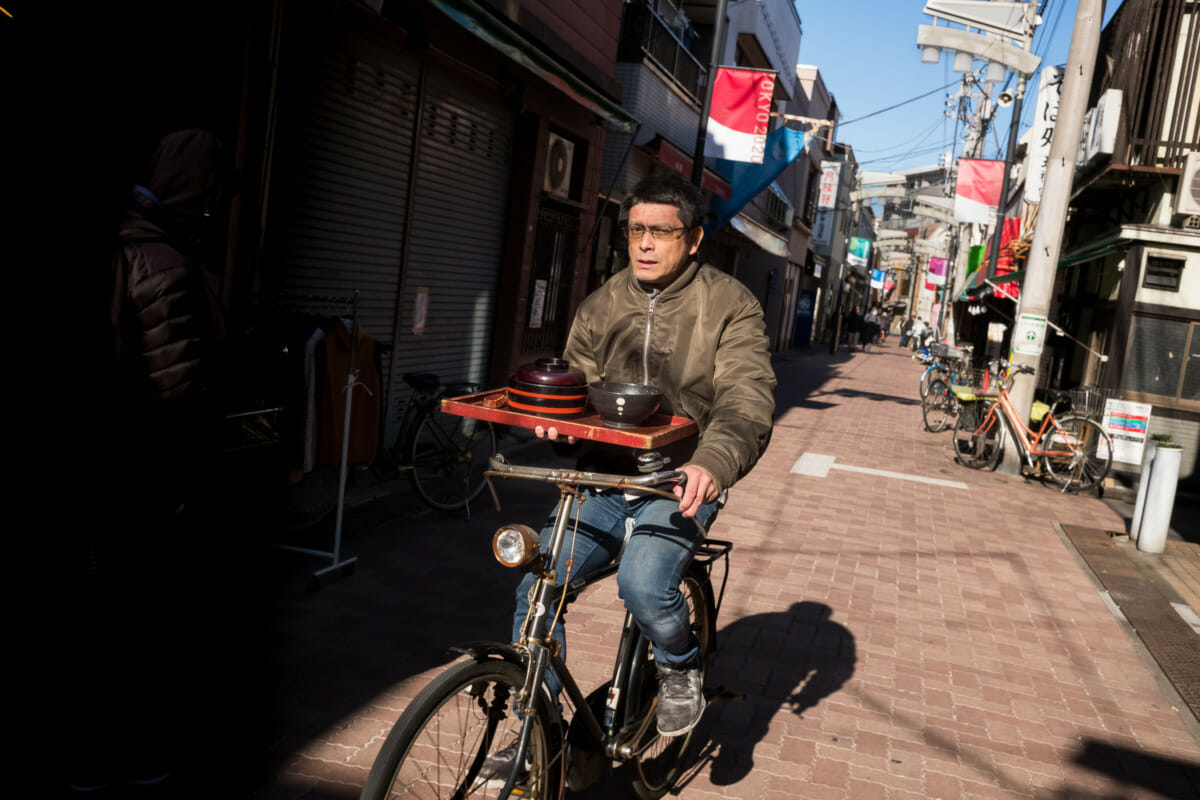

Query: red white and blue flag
[[705, 67, 777, 164], [953, 158, 1005, 224]]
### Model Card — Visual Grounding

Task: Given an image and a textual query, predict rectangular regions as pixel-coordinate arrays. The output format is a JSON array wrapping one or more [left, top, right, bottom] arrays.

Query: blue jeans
[[511, 489, 719, 685]]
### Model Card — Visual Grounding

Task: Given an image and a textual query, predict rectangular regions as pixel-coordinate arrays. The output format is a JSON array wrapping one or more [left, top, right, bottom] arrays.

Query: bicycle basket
[[931, 342, 971, 363], [1067, 386, 1113, 418], [957, 367, 1001, 397]]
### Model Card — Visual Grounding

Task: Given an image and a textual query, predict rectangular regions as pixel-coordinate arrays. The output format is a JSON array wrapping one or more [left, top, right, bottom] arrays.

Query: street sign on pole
[[1012, 313, 1047, 356]]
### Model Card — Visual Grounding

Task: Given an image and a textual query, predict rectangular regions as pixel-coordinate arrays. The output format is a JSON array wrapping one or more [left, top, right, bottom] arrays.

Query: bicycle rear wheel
[[359, 658, 562, 800], [1039, 415, 1112, 492], [921, 379, 957, 433], [952, 401, 1002, 469], [625, 565, 715, 800], [408, 410, 497, 511], [920, 366, 948, 398]]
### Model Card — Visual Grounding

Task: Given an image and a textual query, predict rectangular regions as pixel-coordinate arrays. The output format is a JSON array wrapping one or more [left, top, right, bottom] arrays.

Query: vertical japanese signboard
[[1024, 65, 1064, 204], [818, 162, 841, 209]]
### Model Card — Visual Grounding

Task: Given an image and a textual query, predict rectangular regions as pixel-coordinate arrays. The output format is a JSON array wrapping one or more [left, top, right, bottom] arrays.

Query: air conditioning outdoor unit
[[544, 133, 574, 199], [1174, 151, 1200, 216]]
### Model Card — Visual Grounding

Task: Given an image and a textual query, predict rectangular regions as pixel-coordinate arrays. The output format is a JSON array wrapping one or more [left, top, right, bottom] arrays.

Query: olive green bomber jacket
[[563, 260, 777, 492]]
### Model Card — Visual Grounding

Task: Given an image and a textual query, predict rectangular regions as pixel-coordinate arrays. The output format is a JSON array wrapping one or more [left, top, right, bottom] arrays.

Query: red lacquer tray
[[442, 389, 698, 449]]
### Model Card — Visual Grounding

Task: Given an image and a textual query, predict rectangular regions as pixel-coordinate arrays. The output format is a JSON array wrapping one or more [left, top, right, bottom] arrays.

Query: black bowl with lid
[[507, 358, 588, 418]]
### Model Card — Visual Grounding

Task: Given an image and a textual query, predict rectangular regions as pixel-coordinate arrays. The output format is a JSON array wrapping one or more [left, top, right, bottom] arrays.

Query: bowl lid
[[513, 357, 586, 386]]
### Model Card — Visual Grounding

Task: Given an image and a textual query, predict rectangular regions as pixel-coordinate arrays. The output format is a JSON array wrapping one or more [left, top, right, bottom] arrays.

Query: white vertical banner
[[1024, 65, 1065, 204]]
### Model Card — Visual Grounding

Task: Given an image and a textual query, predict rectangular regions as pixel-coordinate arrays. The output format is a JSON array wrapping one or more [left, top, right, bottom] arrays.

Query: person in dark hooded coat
[[68, 130, 233, 794]]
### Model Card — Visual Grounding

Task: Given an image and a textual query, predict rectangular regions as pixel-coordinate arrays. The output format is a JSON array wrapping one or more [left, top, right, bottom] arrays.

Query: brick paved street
[[256, 340, 1200, 800]]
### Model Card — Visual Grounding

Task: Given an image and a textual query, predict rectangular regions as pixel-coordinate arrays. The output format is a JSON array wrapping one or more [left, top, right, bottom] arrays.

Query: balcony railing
[[618, 1, 707, 102], [1095, 0, 1199, 169]]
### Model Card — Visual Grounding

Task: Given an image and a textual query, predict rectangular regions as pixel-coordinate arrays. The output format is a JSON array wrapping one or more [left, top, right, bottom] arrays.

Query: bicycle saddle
[[403, 372, 440, 393]]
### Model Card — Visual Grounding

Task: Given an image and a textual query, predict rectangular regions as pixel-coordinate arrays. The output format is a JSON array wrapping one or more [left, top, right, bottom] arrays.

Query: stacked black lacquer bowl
[[507, 358, 589, 420]]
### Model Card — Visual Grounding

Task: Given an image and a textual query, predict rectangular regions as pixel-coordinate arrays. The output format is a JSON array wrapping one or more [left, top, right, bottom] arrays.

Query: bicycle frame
[[477, 455, 732, 799], [967, 382, 1088, 469]]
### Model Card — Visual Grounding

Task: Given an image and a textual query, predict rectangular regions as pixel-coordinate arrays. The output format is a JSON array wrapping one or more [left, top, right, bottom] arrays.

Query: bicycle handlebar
[[485, 453, 685, 493]]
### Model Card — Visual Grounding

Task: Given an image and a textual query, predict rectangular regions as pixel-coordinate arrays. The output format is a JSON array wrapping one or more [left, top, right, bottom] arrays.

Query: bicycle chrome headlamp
[[492, 524, 540, 570]]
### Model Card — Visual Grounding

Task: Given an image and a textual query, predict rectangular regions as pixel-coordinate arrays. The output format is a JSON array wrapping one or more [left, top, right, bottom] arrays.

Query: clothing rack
[[272, 289, 362, 583]]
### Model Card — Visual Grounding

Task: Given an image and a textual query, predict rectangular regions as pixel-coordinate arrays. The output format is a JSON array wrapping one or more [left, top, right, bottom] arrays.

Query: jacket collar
[[625, 258, 703, 301]]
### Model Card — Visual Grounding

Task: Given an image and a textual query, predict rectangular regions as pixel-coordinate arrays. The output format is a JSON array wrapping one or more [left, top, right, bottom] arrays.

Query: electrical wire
[[839, 78, 962, 127]]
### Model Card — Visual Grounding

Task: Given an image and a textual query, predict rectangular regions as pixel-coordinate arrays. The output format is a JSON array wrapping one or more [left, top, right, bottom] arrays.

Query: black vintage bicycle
[[359, 453, 731, 800], [375, 373, 498, 513]]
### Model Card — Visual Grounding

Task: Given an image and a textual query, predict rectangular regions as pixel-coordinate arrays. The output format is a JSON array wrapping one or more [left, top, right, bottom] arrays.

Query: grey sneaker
[[478, 738, 528, 788], [655, 659, 705, 736]]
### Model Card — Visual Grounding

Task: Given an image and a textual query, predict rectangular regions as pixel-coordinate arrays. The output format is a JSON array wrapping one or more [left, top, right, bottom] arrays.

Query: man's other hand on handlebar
[[674, 464, 718, 519]]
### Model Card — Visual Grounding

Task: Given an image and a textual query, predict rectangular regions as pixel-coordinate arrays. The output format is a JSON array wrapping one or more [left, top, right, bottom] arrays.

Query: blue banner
[[706, 127, 813, 234]]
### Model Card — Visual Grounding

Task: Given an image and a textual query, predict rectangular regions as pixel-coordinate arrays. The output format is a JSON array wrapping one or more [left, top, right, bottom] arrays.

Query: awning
[[959, 268, 1024, 301], [655, 138, 733, 200], [1058, 240, 1123, 268], [730, 214, 789, 257], [427, 0, 639, 133]]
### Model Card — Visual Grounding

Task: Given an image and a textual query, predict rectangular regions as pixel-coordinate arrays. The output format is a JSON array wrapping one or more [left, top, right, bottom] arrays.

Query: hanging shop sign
[[847, 236, 872, 266], [818, 162, 841, 209], [1024, 65, 1064, 204]]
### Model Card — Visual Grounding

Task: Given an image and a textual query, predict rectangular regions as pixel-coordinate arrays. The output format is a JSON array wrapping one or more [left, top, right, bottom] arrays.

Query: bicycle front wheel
[[921, 379, 957, 433], [360, 658, 562, 800], [1039, 415, 1113, 492], [408, 410, 497, 511], [952, 401, 1002, 469], [626, 565, 715, 800]]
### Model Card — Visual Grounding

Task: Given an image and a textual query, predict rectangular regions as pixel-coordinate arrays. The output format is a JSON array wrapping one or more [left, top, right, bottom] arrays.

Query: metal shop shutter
[[385, 64, 514, 435], [271, 25, 418, 423]]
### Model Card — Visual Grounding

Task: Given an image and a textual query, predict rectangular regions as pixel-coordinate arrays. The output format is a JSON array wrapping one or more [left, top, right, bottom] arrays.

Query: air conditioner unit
[[544, 133, 574, 199], [1175, 151, 1200, 216]]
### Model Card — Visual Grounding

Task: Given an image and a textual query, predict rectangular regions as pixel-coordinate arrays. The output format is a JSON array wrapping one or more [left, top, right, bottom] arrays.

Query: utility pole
[[1006, 0, 1105, 431]]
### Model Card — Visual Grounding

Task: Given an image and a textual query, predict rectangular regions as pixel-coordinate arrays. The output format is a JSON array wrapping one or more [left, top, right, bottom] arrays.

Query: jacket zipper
[[642, 290, 659, 386]]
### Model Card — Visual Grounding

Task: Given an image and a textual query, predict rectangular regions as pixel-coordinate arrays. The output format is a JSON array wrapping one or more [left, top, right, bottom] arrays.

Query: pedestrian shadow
[[1052, 738, 1200, 799], [686, 600, 857, 786]]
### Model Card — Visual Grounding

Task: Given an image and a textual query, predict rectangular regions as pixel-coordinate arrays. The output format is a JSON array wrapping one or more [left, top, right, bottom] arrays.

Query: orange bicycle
[[951, 362, 1114, 493]]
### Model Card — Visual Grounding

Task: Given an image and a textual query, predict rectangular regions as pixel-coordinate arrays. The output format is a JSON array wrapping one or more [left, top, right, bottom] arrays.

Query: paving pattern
[[256, 341, 1200, 800]]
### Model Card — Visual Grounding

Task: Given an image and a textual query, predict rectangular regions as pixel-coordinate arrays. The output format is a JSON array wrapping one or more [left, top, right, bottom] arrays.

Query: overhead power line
[[839, 79, 961, 127]]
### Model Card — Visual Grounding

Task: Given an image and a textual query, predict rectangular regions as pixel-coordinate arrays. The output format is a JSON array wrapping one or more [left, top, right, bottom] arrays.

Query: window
[[1143, 255, 1184, 291], [1122, 315, 1200, 404]]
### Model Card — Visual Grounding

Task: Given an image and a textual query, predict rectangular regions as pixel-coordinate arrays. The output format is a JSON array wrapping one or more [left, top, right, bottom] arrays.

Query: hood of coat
[[123, 130, 227, 245]]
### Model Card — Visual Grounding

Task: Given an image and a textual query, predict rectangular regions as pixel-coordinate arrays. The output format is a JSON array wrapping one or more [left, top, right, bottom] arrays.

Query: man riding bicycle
[[496, 172, 776, 772]]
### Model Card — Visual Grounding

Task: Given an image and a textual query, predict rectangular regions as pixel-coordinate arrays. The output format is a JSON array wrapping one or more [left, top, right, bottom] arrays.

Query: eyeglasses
[[621, 223, 688, 241]]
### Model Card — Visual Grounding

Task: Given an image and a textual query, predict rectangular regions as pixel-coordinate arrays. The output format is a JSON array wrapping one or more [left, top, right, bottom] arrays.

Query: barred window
[[1122, 315, 1200, 403]]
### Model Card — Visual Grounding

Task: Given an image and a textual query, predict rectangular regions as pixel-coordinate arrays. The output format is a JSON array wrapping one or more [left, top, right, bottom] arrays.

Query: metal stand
[[275, 291, 363, 583]]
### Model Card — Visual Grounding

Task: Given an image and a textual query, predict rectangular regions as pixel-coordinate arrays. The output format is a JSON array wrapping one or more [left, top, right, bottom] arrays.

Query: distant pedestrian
[[900, 316, 913, 348], [910, 318, 927, 350], [862, 306, 881, 348], [844, 306, 862, 351]]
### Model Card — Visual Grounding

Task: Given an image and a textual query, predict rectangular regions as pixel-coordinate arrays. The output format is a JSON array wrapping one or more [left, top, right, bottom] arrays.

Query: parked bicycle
[[359, 453, 731, 800], [374, 372, 498, 512], [951, 362, 1114, 492], [920, 350, 979, 433]]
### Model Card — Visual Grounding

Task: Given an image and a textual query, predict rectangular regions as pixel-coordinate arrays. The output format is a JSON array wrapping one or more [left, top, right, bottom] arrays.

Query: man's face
[[626, 202, 702, 287]]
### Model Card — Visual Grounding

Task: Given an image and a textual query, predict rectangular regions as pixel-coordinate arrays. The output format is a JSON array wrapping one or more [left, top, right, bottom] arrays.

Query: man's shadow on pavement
[[693, 601, 856, 786]]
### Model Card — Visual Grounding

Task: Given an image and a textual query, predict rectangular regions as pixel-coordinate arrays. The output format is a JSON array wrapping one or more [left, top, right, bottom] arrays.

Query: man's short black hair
[[620, 171, 706, 230]]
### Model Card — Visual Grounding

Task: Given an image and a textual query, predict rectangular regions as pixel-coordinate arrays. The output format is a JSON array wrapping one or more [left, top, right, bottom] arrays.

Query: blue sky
[[791, 0, 1126, 175]]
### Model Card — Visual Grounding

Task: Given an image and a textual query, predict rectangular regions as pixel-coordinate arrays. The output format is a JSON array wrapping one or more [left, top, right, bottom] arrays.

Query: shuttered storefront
[[388, 65, 514, 436], [270, 16, 513, 443]]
